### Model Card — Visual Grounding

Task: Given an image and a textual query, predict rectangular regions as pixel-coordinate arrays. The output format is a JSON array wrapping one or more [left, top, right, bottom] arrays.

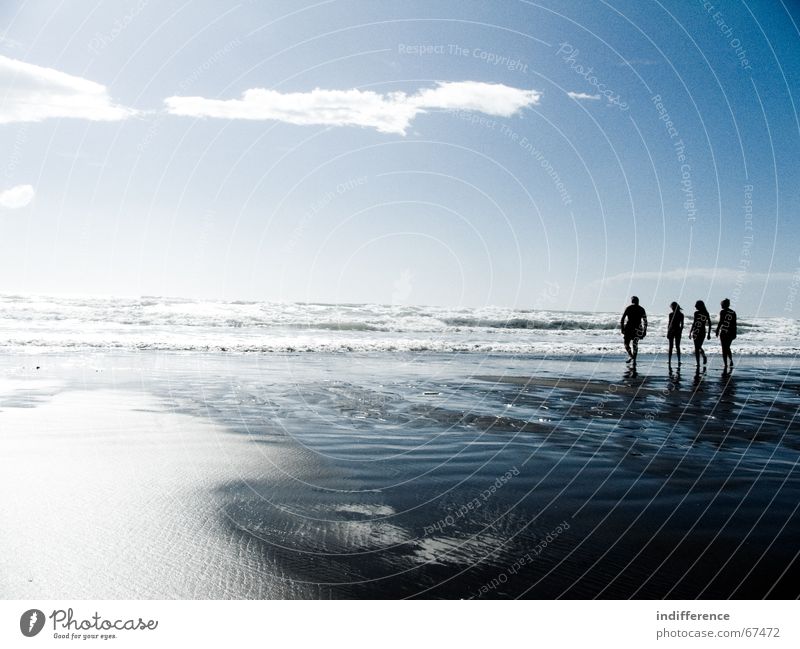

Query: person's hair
[[721, 298, 730, 309], [695, 300, 709, 318], [631, 296, 639, 304], [670, 301, 680, 311]]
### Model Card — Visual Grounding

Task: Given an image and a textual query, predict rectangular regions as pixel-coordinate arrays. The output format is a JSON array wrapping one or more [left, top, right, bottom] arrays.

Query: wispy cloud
[[164, 81, 542, 134], [0, 184, 34, 209], [0, 55, 136, 123], [567, 91, 601, 101], [0, 35, 23, 51], [594, 267, 797, 285]]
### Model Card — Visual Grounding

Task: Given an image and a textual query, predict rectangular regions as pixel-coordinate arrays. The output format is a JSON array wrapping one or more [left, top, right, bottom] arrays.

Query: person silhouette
[[666, 301, 684, 365], [715, 298, 737, 369], [620, 296, 647, 363], [690, 300, 711, 367]]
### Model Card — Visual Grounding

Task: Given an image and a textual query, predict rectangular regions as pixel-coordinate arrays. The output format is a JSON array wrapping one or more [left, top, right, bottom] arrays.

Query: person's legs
[[675, 335, 681, 363], [721, 338, 732, 366], [668, 336, 674, 363], [624, 334, 633, 360], [694, 337, 701, 365], [632, 336, 638, 361]]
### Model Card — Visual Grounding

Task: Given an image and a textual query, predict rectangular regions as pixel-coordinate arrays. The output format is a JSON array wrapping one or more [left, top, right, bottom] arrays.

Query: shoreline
[[1, 351, 798, 599]]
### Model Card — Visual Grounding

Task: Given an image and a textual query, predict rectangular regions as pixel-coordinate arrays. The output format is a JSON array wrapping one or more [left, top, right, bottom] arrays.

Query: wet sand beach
[[1, 351, 798, 598]]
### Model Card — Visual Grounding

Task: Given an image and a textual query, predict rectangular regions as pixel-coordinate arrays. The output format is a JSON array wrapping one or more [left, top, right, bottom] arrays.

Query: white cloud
[[595, 267, 796, 285], [0, 55, 136, 123], [567, 91, 601, 101], [164, 81, 541, 134], [0, 184, 34, 209]]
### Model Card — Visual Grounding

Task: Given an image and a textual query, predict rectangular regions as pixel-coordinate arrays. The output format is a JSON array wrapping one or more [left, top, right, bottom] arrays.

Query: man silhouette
[[620, 296, 647, 363]]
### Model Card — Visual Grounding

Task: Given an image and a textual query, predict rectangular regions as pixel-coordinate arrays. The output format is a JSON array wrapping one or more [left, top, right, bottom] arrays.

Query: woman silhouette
[[666, 302, 684, 365], [715, 298, 737, 369], [690, 300, 711, 366]]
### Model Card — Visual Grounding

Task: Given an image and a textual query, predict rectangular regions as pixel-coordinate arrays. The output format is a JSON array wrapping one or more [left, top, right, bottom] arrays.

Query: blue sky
[[0, 0, 798, 315]]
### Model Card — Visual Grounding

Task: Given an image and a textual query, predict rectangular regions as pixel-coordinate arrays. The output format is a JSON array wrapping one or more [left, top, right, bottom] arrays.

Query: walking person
[[667, 301, 684, 365], [715, 298, 737, 369], [620, 296, 647, 364], [690, 300, 711, 367]]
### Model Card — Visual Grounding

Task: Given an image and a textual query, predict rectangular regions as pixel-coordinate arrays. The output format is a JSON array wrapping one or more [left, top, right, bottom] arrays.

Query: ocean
[[1, 293, 798, 356]]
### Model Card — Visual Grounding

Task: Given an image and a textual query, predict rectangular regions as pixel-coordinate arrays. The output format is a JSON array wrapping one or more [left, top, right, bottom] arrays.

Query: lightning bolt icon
[[28, 612, 37, 632]]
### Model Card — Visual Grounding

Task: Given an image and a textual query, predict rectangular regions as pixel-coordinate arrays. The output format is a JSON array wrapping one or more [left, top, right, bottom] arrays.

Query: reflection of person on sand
[[719, 361, 736, 399], [693, 365, 706, 386], [620, 296, 647, 364], [669, 364, 681, 387], [666, 302, 684, 365], [715, 298, 737, 370], [690, 300, 711, 367]]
